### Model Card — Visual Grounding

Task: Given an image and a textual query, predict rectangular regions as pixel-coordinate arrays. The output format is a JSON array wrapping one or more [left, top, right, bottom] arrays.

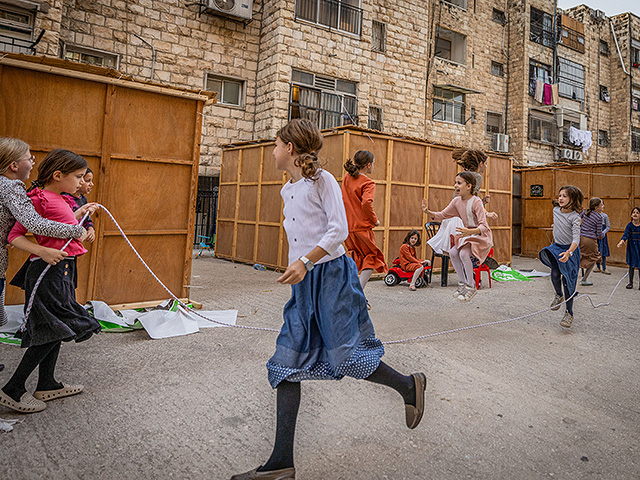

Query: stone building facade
[[1, 0, 639, 176]]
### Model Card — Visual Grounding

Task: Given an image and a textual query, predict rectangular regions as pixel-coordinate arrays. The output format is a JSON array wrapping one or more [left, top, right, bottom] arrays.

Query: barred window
[[491, 61, 504, 77], [599, 39, 610, 56], [633, 40, 640, 68], [632, 127, 640, 152], [558, 57, 584, 102], [528, 60, 552, 97], [598, 130, 609, 147], [289, 69, 358, 129], [530, 7, 554, 48], [64, 45, 119, 69], [528, 111, 558, 144], [433, 87, 465, 125], [295, 0, 362, 36], [206, 74, 245, 107], [599, 85, 610, 102], [492, 8, 506, 25], [633, 86, 640, 111], [0, 5, 34, 54], [486, 112, 503, 134], [368, 106, 383, 131], [372, 20, 386, 53]]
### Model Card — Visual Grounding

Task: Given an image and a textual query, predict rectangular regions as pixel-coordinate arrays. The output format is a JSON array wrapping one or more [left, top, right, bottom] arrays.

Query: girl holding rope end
[[0, 149, 100, 414], [230, 119, 426, 480], [0, 138, 90, 375], [539, 186, 583, 329]]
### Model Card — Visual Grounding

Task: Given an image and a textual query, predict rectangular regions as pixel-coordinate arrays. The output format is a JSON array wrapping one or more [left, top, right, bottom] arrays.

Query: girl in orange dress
[[399, 230, 430, 291], [341, 150, 386, 290]]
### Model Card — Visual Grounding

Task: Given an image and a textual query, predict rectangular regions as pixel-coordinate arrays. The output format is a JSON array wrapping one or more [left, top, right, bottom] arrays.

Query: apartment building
[[0, 0, 638, 176]]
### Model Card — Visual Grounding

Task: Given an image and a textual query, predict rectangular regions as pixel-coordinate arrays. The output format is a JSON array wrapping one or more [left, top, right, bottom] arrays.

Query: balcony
[[295, 0, 363, 37]]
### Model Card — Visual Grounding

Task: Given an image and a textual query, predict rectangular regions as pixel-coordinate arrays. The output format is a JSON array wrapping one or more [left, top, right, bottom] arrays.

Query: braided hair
[[344, 150, 374, 177], [452, 148, 488, 172], [276, 119, 323, 181]]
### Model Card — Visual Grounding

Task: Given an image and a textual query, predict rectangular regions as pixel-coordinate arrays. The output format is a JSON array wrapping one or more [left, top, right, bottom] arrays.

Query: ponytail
[[277, 119, 323, 181], [585, 197, 602, 218], [344, 150, 374, 178]]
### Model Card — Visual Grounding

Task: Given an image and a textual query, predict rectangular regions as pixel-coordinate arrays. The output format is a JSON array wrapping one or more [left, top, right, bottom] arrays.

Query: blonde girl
[[0, 149, 100, 414], [231, 119, 426, 480]]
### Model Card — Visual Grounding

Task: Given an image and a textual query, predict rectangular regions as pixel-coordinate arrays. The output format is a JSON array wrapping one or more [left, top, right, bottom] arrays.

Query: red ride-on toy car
[[384, 258, 431, 288]]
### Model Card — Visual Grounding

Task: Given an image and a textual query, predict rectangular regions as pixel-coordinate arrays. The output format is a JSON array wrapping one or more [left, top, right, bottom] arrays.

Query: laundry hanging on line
[[569, 126, 593, 153]]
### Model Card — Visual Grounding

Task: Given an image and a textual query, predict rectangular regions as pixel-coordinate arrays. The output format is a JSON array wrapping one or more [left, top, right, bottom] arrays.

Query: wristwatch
[[299, 255, 315, 272]]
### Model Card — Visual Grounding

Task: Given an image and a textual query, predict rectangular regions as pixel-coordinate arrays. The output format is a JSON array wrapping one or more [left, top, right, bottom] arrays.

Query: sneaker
[[560, 312, 574, 328], [453, 283, 465, 298], [457, 287, 477, 302], [626, 283, 633, 289], [601, 270, 611, 275], [580, 280, 593, 286], [594, 268, 602, 273], [550, 294, 564, 311]]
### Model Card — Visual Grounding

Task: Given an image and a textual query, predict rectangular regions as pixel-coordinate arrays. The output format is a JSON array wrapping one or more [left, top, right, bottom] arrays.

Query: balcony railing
[[0, 33, 35, 54], [295, 0, 363, 36]]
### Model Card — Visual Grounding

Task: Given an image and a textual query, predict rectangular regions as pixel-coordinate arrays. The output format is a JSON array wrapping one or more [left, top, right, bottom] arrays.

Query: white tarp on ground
[[0, 301, 237, 340]]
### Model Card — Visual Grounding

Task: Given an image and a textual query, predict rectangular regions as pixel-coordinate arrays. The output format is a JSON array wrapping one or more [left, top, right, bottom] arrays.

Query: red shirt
[[341, 173, 378, 231], [9, 188, 87, 258]]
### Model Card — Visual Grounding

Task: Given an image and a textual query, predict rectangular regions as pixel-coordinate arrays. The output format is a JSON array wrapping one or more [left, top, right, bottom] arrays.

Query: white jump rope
[[20, 205, 630, 344]]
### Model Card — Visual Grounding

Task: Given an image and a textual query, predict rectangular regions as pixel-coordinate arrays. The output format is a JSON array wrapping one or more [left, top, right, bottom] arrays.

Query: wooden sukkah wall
[[216, 128, 513, 270], [520, 162, 640, 265], [1, 54, 208, 305]]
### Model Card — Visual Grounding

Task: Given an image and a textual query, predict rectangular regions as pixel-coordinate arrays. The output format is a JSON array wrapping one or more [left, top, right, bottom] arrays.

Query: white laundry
[[569, 126, 593, 153]]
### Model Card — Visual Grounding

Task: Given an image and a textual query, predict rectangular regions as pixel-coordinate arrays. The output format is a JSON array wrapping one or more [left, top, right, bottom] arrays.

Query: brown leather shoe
[[405, 372, 427, 429], [230, 466, 295, 480]]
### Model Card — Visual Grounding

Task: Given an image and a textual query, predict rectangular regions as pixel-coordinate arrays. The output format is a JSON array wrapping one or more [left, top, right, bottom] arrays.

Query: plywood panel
[[235, 223, 255, 262], [489, 155, 511, 191], [221, 150, 239, 183], [321, 133, 344, 176], [605, 199, 636, 231], [555, 169, 589, 196], [0, 66, 106, 152], [523, 198, 553, 227], [521, 228, 553, 257], [389, 185, 423, 227], [427, 186, 455, 213], [387, 230, 409, 266], [95, 235, 187, 304], [492, 229, 510, 265], [259, 184, 283, 223], [238, 185, 258, 222], [257, 225, 280, 267], [522, 170, 554, 198], [218, 185, 237, 220], [487, 193, 510, 227], [103, 159, 192, 231], [592, 166, 631, 198], [392, 142, 426, 183], [112, 88, 195, 160], [349, 135, 388, 181], [215, 221, 234, 257], [372, 183, 386, 225], [429, 147, 457, 185], [241, 147, 261, 183], [261, 145, 281, 182]]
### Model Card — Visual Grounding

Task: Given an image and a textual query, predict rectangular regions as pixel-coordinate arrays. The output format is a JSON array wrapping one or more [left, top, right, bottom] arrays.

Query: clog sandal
[[34, 384, 84, 402], [405, 372, 427, 429], [0, 390, 46, 413]]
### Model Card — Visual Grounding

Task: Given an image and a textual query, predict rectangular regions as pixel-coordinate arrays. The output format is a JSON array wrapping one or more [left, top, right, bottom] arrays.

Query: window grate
[[368, 106, 383, 131], [372, 20, 386, 53]]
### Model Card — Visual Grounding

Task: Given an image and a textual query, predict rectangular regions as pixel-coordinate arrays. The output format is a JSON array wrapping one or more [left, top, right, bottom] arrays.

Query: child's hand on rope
[[75, 202, 99, 220], [86, 227, 96, 243], [40, 247, 68, 266], [277, 260, 307, 285]]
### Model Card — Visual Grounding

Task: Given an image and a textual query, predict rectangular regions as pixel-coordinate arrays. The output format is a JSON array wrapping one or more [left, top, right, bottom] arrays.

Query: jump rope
[[20, 205, 630, 344]]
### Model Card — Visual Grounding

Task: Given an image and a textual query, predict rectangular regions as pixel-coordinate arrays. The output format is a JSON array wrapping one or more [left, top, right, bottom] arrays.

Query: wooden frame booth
[[1, 54, 211, 306], [216, 127, 513, 270], [519, 162, 640, 266]]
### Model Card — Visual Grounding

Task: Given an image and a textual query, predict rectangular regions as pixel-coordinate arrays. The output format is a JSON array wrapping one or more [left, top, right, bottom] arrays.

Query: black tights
[[630, 267, 638, 285], [259, 361, 414, 472], [550, 266, 574, 315], [2, 341, 63, 402]]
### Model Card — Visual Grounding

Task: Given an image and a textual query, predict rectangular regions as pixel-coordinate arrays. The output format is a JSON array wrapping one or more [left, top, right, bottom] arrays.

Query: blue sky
[[557, 0, 638, 17]]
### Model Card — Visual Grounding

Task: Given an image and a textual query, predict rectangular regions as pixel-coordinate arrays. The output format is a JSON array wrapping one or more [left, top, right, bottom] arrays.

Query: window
[[558, 57, 584, 102], [632, 127, 640, 152], [528, 111, 558, 144], [442, 0, 467, 8], [632, 86, 640, 111], [599, 85, 610, 102], [561, 120, 581, 146], [632, 39, 640, 68], [492, 8, 506, 25], [530, 7, 554, 48], [371, 20, 386, 53], [599, 39, 610, 56], [295, 0, 362, 36], [289, 69, 358, 129], [528, 60, 552, 97], [598, 130, 609, 147], [0, 5, 34, 54], [433, 87, 465, 125], [486, 112, 503, 134], [434, 26, 466, 64], [368, 106, 383, 131], [63, 45, 119, 69], [206, 74, 244, 107], [558, 14, 585, 53], [491, 61, 504, 77]]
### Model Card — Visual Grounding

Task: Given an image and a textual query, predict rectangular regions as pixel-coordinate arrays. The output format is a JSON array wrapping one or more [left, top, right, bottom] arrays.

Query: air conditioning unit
[[206, 0, 253, 21], [573, 151, 583, 162], [559, 149, 574, 160], [493, 133, 509, 153]]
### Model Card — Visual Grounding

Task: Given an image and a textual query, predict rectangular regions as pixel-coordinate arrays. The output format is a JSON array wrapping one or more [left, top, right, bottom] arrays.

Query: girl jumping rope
[[399, 229, 430, 291], [422, 172, 493, 302], [341, 150, 386, 294], [0, 138, 88, 374], [539, 186, 583, 329], [578, 197, 605, 286], [230, 119, 426, 480], [0, 149, 101, 413], [617, 206, 640, 289], [595, 208, 611, 275]]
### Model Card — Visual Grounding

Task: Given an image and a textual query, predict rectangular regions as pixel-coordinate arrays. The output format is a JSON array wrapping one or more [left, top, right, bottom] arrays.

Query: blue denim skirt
[[539, 243, 580, 296], [267, 254, 384, 388]]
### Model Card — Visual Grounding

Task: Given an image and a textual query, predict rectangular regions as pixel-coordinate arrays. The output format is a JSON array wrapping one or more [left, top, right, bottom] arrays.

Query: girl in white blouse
[[230, 119, 426, 480]]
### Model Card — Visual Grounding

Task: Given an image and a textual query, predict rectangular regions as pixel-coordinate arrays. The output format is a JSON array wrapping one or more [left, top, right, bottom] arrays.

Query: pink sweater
[[9, 188, 87, 258], [432, 196, 493, 262]]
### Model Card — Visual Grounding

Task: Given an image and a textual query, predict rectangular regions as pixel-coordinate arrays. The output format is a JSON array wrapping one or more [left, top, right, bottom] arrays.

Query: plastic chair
[[424, 221, 450, 287], [196, 235, 215, 258], [474, 248, 494, 290]]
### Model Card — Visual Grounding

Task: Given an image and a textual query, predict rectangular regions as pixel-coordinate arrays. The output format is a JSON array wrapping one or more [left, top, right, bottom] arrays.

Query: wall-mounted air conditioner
[[573, 151, 583, 162], [493, 133, 509, 153], [559, 148, 574, 160], [206, 0, 253, 21]]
